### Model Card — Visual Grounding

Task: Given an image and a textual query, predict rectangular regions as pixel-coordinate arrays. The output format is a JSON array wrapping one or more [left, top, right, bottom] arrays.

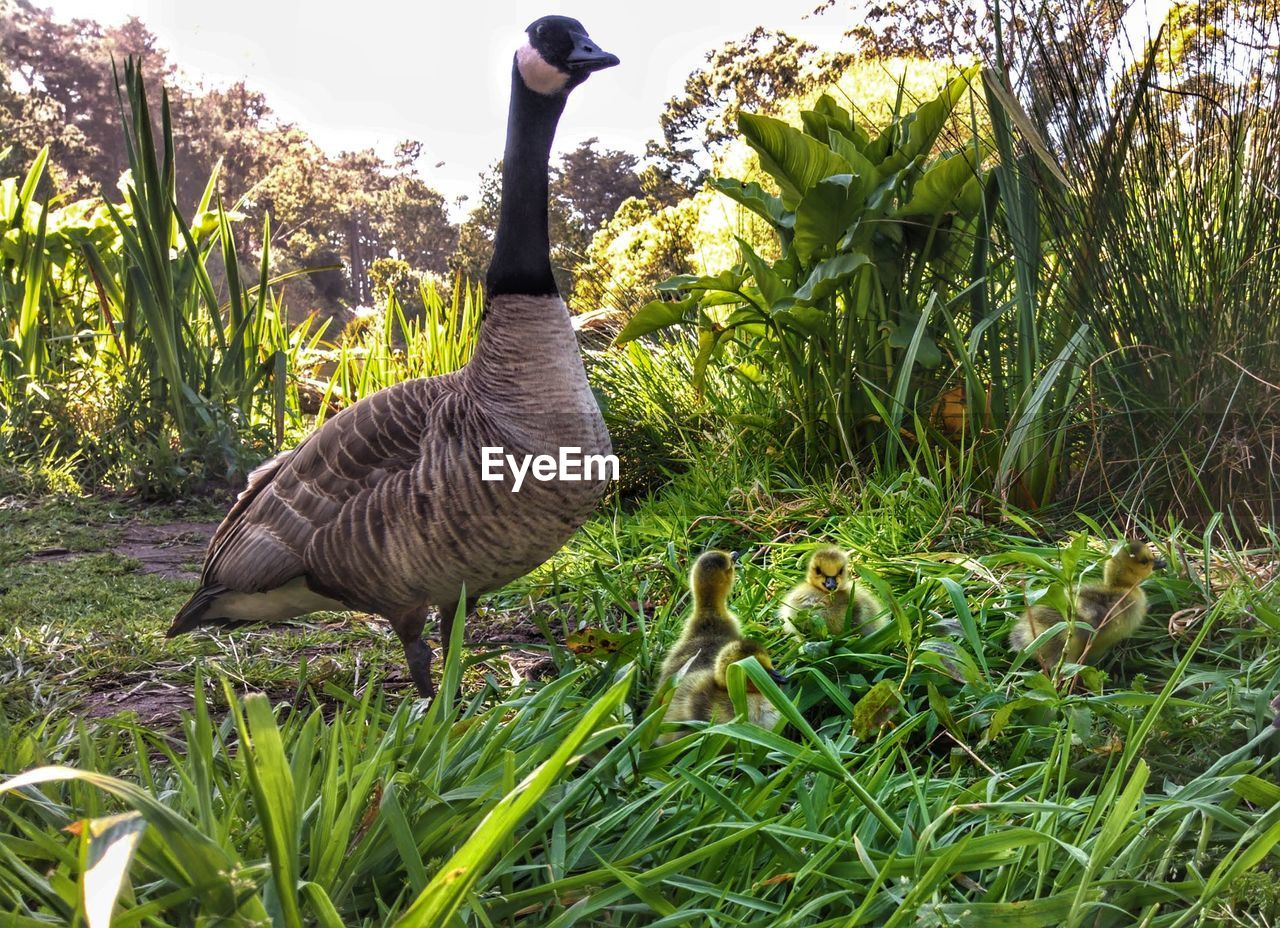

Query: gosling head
[[517, 15, 620, 96], [1103, 540, 1166, 589], [806, 546, 852, 595], [690, 549, 736, 605], [712, 638, 789, 688]]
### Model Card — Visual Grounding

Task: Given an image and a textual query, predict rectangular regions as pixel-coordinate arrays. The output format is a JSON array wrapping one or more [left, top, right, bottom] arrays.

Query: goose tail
[[167, 584, 228, 637]]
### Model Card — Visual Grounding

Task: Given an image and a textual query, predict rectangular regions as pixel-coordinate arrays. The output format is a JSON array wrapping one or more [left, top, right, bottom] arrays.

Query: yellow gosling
[[662, 638, 788, 742], [659, 550, 740, 686], [779, 546, 884, 639], [1010, 540, 1166, 671]]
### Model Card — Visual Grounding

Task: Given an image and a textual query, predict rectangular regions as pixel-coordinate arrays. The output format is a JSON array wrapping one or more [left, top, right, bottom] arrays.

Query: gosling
[[779, 546, 885, 639], [662, 638, 788, 742], [1010, 540, 1166, 670], [659, 550, 740, 685]]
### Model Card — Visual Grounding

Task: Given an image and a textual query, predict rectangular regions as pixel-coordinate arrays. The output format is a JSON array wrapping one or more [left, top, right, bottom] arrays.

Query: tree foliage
[[648, 27, 854, 187], [0, 0, 456, 315]]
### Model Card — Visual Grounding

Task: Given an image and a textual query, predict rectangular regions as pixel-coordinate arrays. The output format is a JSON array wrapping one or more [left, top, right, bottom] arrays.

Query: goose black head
[[517, 15, 619, 95]]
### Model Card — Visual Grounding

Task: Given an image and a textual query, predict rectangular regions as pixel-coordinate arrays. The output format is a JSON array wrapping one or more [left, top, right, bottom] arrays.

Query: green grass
[[1, 459, 1278, 926]]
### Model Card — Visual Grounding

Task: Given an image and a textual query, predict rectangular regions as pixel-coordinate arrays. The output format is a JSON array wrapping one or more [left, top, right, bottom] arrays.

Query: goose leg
[[392, 612, 435, 698], [402, 635, 436, 698]]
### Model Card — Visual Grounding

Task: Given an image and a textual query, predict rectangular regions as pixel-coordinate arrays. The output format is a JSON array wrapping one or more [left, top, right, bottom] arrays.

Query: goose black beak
[[1153, 555, 1168, 571], [823, 576, 838, 591], [566, 33, 619, 72], [729, 550, 741, 563], [767, 668, 790, 685]]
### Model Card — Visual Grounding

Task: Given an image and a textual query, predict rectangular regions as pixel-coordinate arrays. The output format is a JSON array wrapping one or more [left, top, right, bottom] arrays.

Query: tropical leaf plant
[[617, 67, 993, 471]]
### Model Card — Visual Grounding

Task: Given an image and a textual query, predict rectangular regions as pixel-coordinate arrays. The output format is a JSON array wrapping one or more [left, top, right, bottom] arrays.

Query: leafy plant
[[0, 61, 327, 493], [618, 69, 988, 472], [313, 277, 482, 417]]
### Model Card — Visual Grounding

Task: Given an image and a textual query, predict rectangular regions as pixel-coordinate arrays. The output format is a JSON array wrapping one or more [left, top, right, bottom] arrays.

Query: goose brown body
[[168, 15, 619, 697], [174, 296, 609, 620]]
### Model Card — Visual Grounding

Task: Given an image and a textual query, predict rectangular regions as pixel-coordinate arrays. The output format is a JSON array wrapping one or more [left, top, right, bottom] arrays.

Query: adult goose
[[168, 15, 619, 698]]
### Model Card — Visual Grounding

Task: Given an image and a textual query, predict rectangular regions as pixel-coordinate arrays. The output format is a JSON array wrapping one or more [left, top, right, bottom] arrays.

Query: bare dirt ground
[[28, 520, 215, 579], [24, 517, 558, 725]]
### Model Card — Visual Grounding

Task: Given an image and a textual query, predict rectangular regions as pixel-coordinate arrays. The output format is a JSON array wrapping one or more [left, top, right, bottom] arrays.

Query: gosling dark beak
[[729, 550, 741, 563], [1153, 556, 1168, 571], [566, 33, 619, 72], [823, 576, 838, 591], [767, 669, 790, 685]]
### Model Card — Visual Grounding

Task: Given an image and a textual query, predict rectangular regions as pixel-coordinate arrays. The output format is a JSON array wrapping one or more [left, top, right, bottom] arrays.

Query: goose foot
[[402, 635, 436, 699]]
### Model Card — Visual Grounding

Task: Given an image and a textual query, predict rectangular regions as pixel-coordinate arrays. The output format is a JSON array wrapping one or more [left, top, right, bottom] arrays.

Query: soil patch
[[81, 678, 194, 725], [26, 520, 215, 580], [114, 521, 215, 579]]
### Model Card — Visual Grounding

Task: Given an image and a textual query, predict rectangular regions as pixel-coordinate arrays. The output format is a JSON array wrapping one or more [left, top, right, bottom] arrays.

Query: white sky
[[41, 1, 856, 207]]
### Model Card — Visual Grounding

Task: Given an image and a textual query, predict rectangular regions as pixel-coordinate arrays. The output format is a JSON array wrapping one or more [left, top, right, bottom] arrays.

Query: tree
[[0, 1, 175, 196], [0, 2, 459, 317], [447, 161, 502, 286], [648, 27, 853, 187], [549, 138, 644, 292]]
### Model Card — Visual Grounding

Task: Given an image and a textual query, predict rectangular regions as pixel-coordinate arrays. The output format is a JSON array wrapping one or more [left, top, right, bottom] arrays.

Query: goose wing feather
[[201, 378, 446, 594]]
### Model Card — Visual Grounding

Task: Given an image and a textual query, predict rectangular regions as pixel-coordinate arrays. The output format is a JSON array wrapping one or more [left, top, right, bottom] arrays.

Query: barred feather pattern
[[170, 293, 611, 639]]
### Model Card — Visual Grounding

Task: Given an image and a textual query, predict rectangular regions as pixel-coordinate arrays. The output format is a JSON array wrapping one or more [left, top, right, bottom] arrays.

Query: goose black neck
[[486, 61, 566, 298]]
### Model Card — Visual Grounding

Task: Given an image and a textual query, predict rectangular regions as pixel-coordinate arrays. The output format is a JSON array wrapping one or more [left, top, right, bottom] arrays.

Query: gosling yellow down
[[659, 550, 740, 685], [779, 546, 885, 639], [662, 638, 788, 742], [1010, 540, 1165, 670]]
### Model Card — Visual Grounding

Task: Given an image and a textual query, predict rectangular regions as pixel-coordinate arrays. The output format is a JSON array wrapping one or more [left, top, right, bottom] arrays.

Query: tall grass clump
[[1007, 1, 1280, 534], [614, 65, 1095, 508], [312, 277, 482, 418], [0, 60, 320, 495]]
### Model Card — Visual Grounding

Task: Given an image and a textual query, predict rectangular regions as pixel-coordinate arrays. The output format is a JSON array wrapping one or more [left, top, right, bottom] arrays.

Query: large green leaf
[[794, 252, 872, 304], [793, 174, 869, 267], [613, 297, 696, 345], [737, 238, 793, 306], [738, 112, 852, 209], [871, 65, 980, 177], [896, 146, 986, 219], [802, 94, 870, 150], [710, 178, 794, 229]]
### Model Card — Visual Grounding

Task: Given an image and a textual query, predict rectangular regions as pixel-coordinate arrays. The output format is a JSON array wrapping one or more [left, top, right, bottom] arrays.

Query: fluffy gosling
[[779, 546, 885, 639], [662, 637, 788, 741], [659, 550, 740, 685], [1010, 540, 1166, 670]]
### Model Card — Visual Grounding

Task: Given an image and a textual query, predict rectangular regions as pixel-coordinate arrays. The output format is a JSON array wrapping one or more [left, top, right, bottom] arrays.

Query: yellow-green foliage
[[572, 57, 981, 317], [572, 191, 774, 314]]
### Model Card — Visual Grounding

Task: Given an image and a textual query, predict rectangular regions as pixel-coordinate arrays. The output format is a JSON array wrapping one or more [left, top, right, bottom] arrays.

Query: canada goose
[[167, 16, 620, 698], [662, 638, 788, 742], [779, 546, 884, 639], [658, 550, 740, 686], [1010, 540, 1166, 671]]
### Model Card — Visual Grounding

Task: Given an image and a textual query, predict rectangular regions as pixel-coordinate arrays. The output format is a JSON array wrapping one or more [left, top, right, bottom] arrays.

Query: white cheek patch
[[517, 43, 570, 94]]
